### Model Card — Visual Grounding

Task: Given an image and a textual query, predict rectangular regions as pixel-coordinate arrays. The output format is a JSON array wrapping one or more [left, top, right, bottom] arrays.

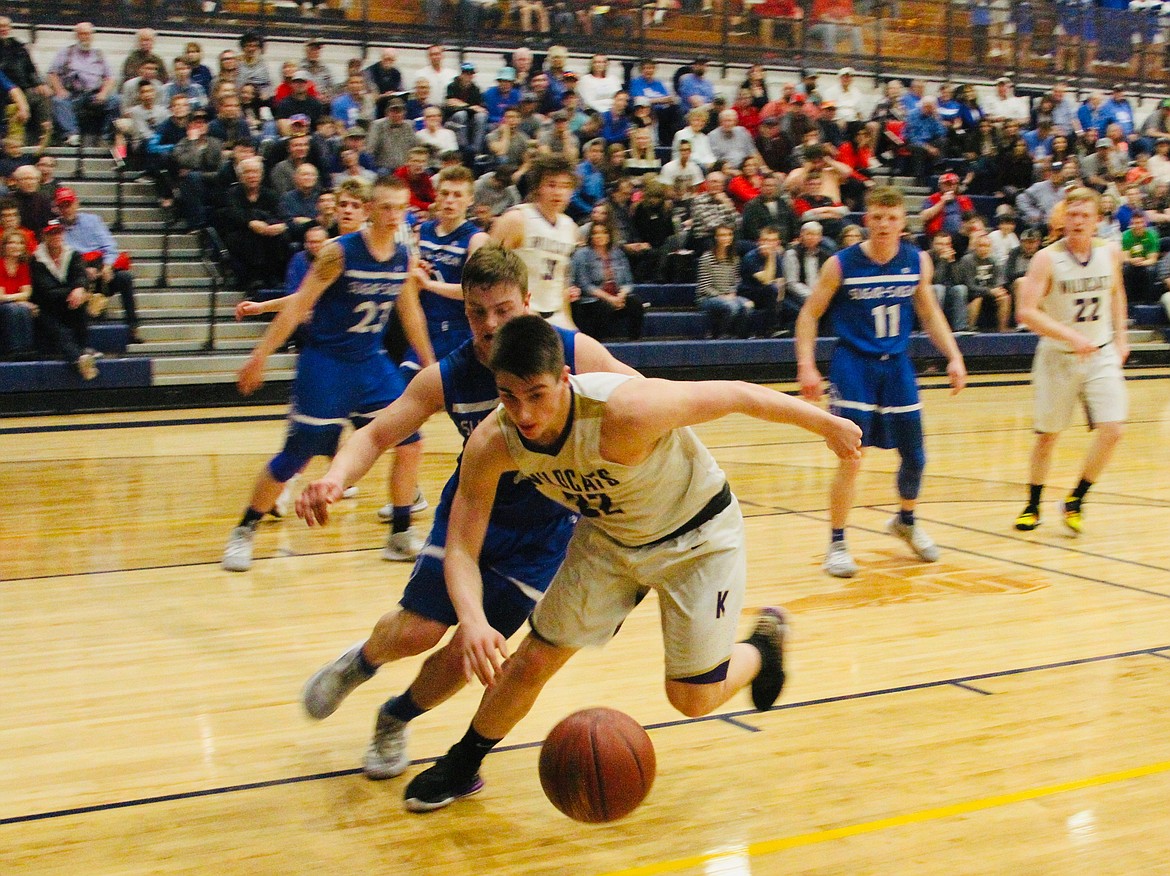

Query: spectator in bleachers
[[414, 45, 457, 101], [120, 59, 164, 114], [30, 219, 96, 379], [600, 91, 632, 146], [310, 190, 338, 237], [629, 59, 677, 133], [626, 125, 661, 175], [905, 95, 948, 186], [822, 66, 866, 126], [0, 228, 35, 359], [116, 80, 168, 166], [690, 170, 740, 252], [997, 137, 1036, 201], [211, 50, 240, 98], [368, 97, 418, 172], [577, 55, 622, 114], [185, 43, 213, 96], [55, 187, 139, 342], [508, 47, 536, 89], [218, 155, 288, 290], [785, 142, 849, 204], [738, 225, 793, 336], [331, 74, 374, 132], [731, 88, 760, 139], [530, 72, 558, 117], [928, 230, 968, 332], [334, 144, 376, 186], [10, 164, 50, 238], [275, 73, 326, 137], [237, 32, 272, 100], [783, 220, 833, 304], [170, 110, 223, 230], [446, 62, 488, 156], [1003, 226, 1041, 300], [1082, 136, 1124, 192], [630, 94, 659, 142], [1096, 193, 1122, 243], [0, 198, 35, 252], [727, 154, 765, 211], [1121, 210, 1160, 304], [165, 57, 209, 112], [987, 205, 1019, 266], [957, 229, 1010, 331], [792, 170, 848, 241], [487, 106, 531, 168], [34, 156, 58, 199], [936, 83, 962, 127], [755, 114, 793, 174], [601, 141, 628, 187], [209, 94, 251, 150], [121, 29, 166, 86], [394, 146, 437, 211], [696, 223, 750, 338], [235, 83, 275, 144], [1103, 84, 1136, 141], [742, 172, 796, 243], [270, 134, 314, 197], [364, 49, 402, 120], [515, 90, 545, 140], [659, 138, 704, 189], [1077, 90, 1113, 140], [0, 17, 50, 148], [484, 67, 521, 127], [473, 162, 520, 216], [540, 109, 580, 162], [837, 125, 874, 211], [299, 38, 336, 102], [1147, 136, 1170, 184], [807, 0, 864, 56], [279, 163, 323, 235], [677, 57, 717, 111], [416, 106, 458, 161], [870, 78, 907, 126], [273, 62, 317, 106], [47, 21, 115, 147], [672, 108, 715, 169], [984, 76, 1029, 124], [816, 102, 847, 151], [401, 77, 431, 124], [568, 138, 606, 220], [568, 220, 643, 340]]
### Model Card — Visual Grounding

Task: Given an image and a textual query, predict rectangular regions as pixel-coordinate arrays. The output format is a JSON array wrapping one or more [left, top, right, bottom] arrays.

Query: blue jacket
[[570, 245, 634, 301], [570, 160, 606, 217]]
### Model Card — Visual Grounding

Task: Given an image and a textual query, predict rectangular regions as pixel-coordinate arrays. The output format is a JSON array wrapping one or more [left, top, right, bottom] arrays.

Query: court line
[[596, 757, 1170, 876], [718, 716, 761, 733], [949, 681, 993, 695], [2, 643, 1167, 828]]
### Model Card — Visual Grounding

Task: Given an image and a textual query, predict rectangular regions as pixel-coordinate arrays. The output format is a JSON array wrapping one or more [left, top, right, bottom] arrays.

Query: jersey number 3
[[350, 301, 394, 333], [872, 303, 901, 339]]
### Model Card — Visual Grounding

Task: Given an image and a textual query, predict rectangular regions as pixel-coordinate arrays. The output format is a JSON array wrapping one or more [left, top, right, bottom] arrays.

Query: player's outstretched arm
[[445, 417, 515, 686], [236, 242, 344, 395], [297, 366, 446, 527], [1109, 243, 1130, 363], [794, 255, 841, 401], [1017, 249, 1098, 357], [604, 378, 862, 463], [911, 250, 967, 394]]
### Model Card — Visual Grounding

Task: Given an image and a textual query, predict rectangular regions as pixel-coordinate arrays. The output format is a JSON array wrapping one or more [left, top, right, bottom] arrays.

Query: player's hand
[[1069, 333, 1097, 360], [234, 300, 262, 321], [798, 362, 824, 402], [296, 477, 344, 527], [1115, 335, 1130, 364], [946, 356, 967, 394], [237, 352, 266, 396], [824, 415, 862, 460], [454, 621, 509, 686]]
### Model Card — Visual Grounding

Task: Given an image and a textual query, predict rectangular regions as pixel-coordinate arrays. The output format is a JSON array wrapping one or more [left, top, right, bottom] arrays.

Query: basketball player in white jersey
[[490, 155, 579, 329], [399, 315, 862, 812], [1014, 186, 1129, 535]]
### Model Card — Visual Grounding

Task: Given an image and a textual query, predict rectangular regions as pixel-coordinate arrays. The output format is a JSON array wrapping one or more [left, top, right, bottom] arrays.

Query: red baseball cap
[[54, 187, 78, 204], [939, 172, 960, 184]]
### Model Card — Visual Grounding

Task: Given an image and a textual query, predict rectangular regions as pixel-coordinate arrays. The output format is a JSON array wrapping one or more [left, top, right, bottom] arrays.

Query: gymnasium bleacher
[[2, 4, 1170, 413]]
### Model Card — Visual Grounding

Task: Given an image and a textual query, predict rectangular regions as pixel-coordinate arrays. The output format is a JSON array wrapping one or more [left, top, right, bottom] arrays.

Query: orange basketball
[[538, 707, 656, 823]]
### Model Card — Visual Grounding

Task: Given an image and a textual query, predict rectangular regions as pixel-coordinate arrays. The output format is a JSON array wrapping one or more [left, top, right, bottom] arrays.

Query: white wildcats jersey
[[497, 373, 728, 547], [1042, 238, 1116, 351], [514, 203, 578, 318]]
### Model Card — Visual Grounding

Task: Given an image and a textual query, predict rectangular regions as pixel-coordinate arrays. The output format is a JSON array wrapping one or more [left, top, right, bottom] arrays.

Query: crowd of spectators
[[5, 20, 1170, 361]]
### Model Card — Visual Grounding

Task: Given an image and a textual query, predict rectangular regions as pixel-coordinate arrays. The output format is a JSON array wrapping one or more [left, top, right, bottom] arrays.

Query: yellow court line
[[600, 758, 1170, 876]]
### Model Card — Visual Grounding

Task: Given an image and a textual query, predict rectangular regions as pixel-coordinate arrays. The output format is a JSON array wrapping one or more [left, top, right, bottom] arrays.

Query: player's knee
[[268, 449, 311, 483], [1098, 421, 1124, 444], [664, 683, 718, 718], [509, 636, 572, 685]]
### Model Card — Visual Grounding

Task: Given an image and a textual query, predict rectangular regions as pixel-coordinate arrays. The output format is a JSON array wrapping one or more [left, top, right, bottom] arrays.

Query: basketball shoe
[[364, 710, 411, 779], [221, 524, 256, 572], [745, 607, 789, 711], [1059, 496, 1083, 536], [1014, 505, 1041, 531], [382, 527, 423, 562], [404, 753, 484, 812], [886, 516, 940, 562], [823, 541, 858, 578], [301, 642, 373, 720], [377, 490, 430, 522]]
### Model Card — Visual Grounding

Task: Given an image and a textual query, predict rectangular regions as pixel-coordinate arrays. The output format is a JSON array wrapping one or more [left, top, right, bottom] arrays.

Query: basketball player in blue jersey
[[1013, 187, 1128, 535], [221, 177, 436, 573], [294, 246, 638, 780], [796, 186, 967, 578]]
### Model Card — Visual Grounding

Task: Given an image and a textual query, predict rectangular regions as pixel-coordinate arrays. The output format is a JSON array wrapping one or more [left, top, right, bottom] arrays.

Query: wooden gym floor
[[2, 371, 1168, 874]]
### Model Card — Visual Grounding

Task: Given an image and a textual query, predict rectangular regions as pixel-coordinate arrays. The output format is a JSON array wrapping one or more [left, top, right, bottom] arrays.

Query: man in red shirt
[[920, 172, 973, 238], [394, 146, 436, 212]]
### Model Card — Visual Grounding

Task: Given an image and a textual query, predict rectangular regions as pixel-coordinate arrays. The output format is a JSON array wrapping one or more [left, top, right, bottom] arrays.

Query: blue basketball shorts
[[827, 345, 924, 452], [399, 501, 576, 637], [284, 346, 408, 458]]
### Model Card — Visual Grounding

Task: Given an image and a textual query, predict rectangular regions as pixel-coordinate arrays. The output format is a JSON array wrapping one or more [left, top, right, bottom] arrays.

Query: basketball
[[538, 707, 656, 823]]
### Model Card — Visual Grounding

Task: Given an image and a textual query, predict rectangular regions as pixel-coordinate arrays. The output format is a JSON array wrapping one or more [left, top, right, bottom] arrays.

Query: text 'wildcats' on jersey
[[828, 240, 922, 357], [306, 231, 410, 361]]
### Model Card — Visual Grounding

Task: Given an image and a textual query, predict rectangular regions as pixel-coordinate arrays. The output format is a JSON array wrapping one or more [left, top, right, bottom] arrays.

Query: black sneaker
[[745, 607, 789, 711], [404, 755, 484, 813]]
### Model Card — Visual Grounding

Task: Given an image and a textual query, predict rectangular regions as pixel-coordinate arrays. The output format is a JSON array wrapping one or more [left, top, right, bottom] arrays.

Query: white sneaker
[[382, 528, 422, 562], [364, 711, 410, 780], [222, 524, 256, 571], [342, 485, 359, 499], [886, 516, 940, 562], [301, 642, 372, 720], [273, 475, 300, 518], [377, 490, 429, 522], [76, 353, 98, 381], [823, 541, 858, 578]]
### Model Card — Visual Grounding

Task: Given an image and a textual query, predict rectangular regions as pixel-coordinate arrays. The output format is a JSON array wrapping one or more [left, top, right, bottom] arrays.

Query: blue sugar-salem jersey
[[305, 231, 410, 361], [828, 240, 922, 358], [437, 325, 578, 530], [417, 218, 478, 331]]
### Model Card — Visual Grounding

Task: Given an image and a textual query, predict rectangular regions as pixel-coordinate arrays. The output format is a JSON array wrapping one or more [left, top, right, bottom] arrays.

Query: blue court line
[[719, 716, 762, 733], [3, 643, 1167, 828], [950, 681, 993, 696]]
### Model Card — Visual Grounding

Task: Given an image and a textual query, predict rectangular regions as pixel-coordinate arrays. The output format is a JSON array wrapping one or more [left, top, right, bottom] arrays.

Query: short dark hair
[[462, 244, 528, 297], [489, 314, 564, 380], [528, 154, 575, 189]]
